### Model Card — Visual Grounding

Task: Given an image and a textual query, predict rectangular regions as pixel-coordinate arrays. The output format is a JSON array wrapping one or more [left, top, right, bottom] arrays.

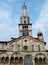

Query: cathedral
[[0, 3, 48, 65]]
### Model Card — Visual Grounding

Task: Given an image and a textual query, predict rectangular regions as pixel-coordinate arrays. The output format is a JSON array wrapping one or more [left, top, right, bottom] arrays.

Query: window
[[38, 45, 40, 51], [11, 45, 13, 51], [1, 57, 5, 62], [27, 32, 28, 36], [23, 32, 25, 36], [15, 57, 18, 62], [21, 21, 22, 23], [39, 57, 42, 63], [23, 26, 24, 28], [2, 44, 4, 49], [24, 16, 26, 19], [32, 45, 34, 51], [38, 33, 42, 36], [24, 46, 28, 51], [24, 20, 26, 24], [10, 57, 14, 62], [24, 55, 32, 65], [18, 45, 20, 51], [19, 57, 23, 63], [35, 58, 38, 63], [43, 57, 46, 62], [5, 57, 9, 63], [24, 39, 27, 42], [23, 32, 28, 36], [23, 26, 28, 29]]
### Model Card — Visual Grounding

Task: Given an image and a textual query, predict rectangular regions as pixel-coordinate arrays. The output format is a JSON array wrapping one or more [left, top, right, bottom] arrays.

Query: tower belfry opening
[[18, 3, 32, 36]]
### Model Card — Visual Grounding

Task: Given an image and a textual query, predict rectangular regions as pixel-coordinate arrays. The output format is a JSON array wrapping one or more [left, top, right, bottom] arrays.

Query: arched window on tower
[[24, 20, 26, 24], [27, 32, 28, 36], [28, 18, 30, 23]]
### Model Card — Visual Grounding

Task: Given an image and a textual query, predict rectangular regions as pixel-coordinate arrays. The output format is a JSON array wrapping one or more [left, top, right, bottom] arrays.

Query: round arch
[[11, 52, 23, 57], [0, 52, 9, 57], [35, 53, 47, 64], [0, 52, 9, 63], [24, 54, 33, 65], [35, 53, 47, 58], [5, 57, 9, 63], [10, 52, 23, 63]]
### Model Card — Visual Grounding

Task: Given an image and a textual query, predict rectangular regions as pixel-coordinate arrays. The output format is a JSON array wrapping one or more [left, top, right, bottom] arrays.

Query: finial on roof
[[37, 29, 43, 36], [38, 29, 42, 34], [24, 2, 25, 6], [23, 2, 27, 9]]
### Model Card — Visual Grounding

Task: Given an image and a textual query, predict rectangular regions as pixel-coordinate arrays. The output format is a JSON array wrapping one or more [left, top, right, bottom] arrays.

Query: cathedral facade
[[0, 4, 48, 65]]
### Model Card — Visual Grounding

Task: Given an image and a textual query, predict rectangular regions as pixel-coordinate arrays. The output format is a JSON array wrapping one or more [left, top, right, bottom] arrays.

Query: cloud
[[32, 0, 48, 49], [33, 1, 48, 30], [0, 4, 12, 31], [0, 10, 11, 22], [0, 1, 13, 39], [6, 0, 17, 1]]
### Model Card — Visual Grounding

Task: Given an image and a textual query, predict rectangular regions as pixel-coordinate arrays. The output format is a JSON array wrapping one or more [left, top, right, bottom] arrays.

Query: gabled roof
[[0, 36, 46, 45], [10, 36, 46, 44]]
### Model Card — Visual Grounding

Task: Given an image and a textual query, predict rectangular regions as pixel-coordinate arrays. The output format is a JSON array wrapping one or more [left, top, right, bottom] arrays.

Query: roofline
[[18, 24, 32, 25], [0, 41, 10, 43], [0, 36, 46, 44], [11, 36, 46, 44]]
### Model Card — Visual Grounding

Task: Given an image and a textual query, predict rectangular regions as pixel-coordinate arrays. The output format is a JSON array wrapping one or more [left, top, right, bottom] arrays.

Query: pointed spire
[[38, 29, 43, 35], [23, 2, 27, 9], [24, 2, 25, 6], [24, 2, 25, 5], [37, 29, 44, 41], [22, 3, 27, 16]]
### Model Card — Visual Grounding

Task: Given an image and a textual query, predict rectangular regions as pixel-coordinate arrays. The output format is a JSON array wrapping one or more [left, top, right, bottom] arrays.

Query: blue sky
[[0, 0, 48, 49]]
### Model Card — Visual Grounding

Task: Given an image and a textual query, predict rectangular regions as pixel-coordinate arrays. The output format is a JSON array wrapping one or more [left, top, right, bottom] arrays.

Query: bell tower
[[18, 3, 32, 36]]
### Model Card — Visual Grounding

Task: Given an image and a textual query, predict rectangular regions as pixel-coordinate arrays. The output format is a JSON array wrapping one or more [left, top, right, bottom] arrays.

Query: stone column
[[23, 58, 24, 65], [47, 59, 48, 65], [23, 55, 25, 65], [32, 59, 35, 65], [8, 54, 11, 65]]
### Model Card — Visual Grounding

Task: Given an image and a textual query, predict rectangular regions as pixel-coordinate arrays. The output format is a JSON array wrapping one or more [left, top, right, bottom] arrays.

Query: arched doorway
[[24, 55, 33, 65]]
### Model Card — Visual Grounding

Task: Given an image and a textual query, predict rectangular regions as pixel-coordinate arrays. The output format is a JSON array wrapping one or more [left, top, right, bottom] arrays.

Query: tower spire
[[24, 2, 25, 6], [18, 3, 32, 37], [37, 29, 44, 41], [22, 3, 27, 16]]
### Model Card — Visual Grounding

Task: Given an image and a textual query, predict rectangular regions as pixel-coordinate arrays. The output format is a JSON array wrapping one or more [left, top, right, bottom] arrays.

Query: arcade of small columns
[[0, 52, 47, 65]]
